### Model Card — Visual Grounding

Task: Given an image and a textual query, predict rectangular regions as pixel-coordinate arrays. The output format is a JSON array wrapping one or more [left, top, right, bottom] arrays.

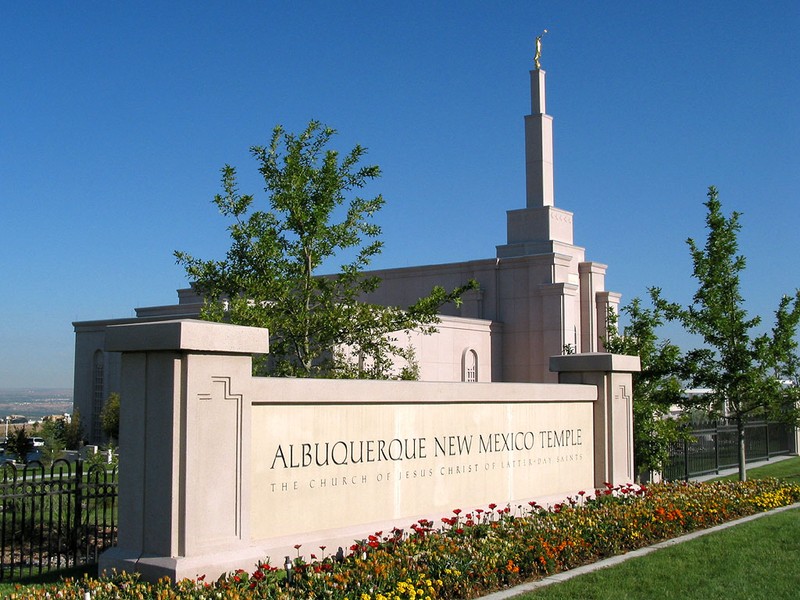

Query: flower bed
[[8, 479, 800, 599]]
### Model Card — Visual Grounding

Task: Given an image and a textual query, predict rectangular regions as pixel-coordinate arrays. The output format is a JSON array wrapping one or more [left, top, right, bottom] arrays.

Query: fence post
[[683, 437, 689, 481], [715, 421, 720, 474], [73, 459, 83, 561]]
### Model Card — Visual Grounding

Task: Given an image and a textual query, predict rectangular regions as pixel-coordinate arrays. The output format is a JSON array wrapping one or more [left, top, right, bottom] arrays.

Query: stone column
[[537, 281, 579, 382], [550, 353, 641, 487], [595, 291, 622, 351], [98, 319, 269, 582], [793, 425, 800, 455], [578, 262, 607, 353]]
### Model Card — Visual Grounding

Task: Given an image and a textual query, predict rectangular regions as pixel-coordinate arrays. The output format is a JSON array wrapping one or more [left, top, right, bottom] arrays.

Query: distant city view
[[0, 388, 73, 421]]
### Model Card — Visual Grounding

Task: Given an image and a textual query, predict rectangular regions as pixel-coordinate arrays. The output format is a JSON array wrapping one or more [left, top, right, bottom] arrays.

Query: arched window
[[462, 349, 478, 382], [92, 350, 105, 442]]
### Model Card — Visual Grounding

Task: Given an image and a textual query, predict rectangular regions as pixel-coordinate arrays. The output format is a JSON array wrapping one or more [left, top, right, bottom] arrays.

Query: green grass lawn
[[713, 455, 800, 484], [519, 506, 800, 600], [516, 456, 800, 600]]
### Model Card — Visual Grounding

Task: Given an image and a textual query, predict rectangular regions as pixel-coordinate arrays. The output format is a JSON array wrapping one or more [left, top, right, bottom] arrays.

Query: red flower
[[453, 508, 462, 515], [488, 503, 497, 510]]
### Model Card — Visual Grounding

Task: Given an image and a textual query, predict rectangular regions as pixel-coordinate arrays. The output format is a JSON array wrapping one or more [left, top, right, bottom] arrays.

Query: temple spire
[[497, 43, 574, 259], [525, 68, 554, 207]]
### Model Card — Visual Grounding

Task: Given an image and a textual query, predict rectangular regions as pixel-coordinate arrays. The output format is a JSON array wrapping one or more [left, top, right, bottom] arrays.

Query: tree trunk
[[737, 418, 747, 482]]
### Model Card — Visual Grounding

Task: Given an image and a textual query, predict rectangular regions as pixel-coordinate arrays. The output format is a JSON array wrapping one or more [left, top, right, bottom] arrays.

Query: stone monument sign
[[99, 319, 639, 582]]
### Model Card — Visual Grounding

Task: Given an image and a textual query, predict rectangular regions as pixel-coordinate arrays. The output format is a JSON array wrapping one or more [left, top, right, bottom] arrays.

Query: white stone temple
[[73, 61, 620, 443]]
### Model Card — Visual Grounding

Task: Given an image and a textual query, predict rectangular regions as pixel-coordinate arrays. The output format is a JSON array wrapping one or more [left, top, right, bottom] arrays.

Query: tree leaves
[[655, 187, 800, 480], [176, 120, 477, 378]]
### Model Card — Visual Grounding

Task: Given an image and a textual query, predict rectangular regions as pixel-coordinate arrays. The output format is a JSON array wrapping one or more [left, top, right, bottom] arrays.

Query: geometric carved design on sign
[[196, 376, 245, 539]]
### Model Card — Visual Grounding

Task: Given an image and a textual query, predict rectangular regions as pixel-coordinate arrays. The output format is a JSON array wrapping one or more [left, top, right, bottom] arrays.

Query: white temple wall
[[72, 63, 623, 443]]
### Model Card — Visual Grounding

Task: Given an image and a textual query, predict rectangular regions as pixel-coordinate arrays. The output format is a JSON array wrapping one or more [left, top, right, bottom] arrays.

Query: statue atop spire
[[534, 29, 548, 70]]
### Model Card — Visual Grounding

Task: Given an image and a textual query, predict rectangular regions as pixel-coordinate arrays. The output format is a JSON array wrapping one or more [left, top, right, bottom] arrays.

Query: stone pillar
[[537, 281, 579, 382], [550, 353, 641, 487], [578, 262, 607, 353], [596, 291, 622, 351], [793, 425, 800, 456], [98, 319, 269, 582]]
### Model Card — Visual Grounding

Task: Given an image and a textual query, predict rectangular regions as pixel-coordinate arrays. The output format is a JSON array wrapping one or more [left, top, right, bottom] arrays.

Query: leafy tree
[[176, 120, 477, 378], [758, 293, 800, 422], [61, 409, 84, 450], [39, 418, 67, 465], [604, 298, 688, 479], [653, 187, 800, 481], [101, 392, 120, 444], [5, 426, 34, 464]]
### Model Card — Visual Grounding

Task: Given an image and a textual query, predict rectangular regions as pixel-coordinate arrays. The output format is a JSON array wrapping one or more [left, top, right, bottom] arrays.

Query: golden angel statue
[[534, 29, 548, 69]]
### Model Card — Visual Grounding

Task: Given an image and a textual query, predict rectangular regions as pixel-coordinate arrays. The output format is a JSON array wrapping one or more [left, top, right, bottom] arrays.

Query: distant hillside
[[0, 388, 74, 420]]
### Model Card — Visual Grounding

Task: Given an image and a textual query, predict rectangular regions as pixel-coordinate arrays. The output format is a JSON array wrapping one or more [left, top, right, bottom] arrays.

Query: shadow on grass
[[0, 564, 97, 594], [712, 455, 800, 485]]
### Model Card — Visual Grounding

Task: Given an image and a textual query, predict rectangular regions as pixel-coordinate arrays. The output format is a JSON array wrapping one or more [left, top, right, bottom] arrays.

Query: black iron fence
[[664, 419, 796, 481], [0, 458, 117, 581]]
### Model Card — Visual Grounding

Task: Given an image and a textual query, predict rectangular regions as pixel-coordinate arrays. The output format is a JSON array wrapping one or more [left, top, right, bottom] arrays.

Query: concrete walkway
[[479, 455, 799, 600]]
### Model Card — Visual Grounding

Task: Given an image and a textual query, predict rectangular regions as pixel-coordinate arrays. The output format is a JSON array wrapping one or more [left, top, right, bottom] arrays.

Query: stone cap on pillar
[[550, 352, 641, 373], [105, 319, 269, 355]]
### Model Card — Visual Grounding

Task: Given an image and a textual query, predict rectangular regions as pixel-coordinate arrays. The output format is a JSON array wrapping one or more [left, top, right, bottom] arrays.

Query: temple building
[[73, 61, 620, 443]]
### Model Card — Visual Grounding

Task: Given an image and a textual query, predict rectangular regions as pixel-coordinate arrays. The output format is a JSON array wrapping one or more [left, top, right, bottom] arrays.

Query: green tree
[[101, 392, 120, 444], [758, 293, 800, 422], [39, 418, 67, 465], [61, 409, 84, 450], [654, 187, 800, 481], [176, 120, 477, 378], [604, 298, 688, 479], [5, 426, 34, 464]]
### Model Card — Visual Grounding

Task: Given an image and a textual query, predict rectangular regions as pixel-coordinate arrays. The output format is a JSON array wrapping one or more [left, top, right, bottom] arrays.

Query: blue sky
[[2, 2, 798, 389]]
